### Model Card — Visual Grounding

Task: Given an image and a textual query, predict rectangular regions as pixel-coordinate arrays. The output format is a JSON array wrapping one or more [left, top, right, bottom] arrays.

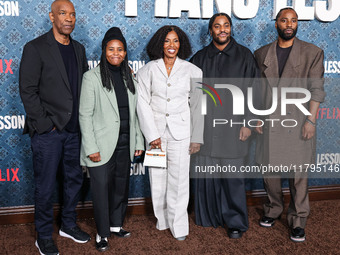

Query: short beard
[[213, 34, 231, 45], [277, 26, 298, 41]]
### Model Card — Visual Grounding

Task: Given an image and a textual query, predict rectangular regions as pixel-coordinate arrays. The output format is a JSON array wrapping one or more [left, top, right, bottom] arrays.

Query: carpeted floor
[[1, 200, 340, 255]]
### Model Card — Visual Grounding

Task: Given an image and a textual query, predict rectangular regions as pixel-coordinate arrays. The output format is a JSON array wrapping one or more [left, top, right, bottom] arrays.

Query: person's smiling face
[[106, 40, 126, 66], [210, 15, 231, 46], [163, 31, 180, 59]]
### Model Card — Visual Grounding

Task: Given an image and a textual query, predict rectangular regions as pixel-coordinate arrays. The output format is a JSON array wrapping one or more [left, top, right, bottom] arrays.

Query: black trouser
[[31, 130, 83, 239], [88, 133, 130, 237]]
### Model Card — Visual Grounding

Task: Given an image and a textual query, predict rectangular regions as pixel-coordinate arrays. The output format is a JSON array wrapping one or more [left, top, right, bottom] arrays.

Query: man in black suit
[[19, 0, 90, 254], [190, 13, 259, 239]]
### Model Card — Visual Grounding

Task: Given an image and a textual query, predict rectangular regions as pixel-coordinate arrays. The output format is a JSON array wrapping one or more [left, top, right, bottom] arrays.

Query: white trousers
[[148, 128, 190, 238]]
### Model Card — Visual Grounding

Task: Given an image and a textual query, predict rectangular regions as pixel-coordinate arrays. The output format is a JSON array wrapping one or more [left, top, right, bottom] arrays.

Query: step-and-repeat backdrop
[[0, 0, 339, 207]]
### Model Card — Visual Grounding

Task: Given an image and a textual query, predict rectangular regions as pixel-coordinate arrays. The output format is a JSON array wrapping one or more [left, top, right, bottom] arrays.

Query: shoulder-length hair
[[146, 25, 192, 60], [99, 45, 135, 94]]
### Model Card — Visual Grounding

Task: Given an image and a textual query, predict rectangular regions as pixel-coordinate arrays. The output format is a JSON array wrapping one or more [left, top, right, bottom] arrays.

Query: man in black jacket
[[190, 13, 259, 239], [19, 0, 90, 254]]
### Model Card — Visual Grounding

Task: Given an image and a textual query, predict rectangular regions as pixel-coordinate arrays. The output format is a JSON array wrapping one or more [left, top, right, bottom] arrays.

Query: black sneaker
[[59, 225, 91, 243], [35, 238, 59, 255], [290, 227, 306, 242], [259, 216, 276, 227]]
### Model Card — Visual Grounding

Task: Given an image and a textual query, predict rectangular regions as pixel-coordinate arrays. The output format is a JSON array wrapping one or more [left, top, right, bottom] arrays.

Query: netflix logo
[[317, 108, 340, 119], [0, 168, 20, 182], [0, 59, 13, 74]]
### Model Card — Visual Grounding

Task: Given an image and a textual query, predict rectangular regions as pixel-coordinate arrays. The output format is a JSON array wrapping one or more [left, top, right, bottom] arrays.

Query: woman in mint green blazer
[[79, 27, 144, 252]]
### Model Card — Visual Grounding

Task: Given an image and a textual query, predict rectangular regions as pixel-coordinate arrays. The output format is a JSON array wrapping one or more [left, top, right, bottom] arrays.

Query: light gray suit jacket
[[136, 57, 204, 145], [254, 38, 325, 166], [79, 66, 144, 167]]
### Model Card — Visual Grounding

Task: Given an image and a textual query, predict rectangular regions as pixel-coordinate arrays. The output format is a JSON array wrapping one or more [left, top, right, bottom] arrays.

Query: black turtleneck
[[108, 64, 129, 134]]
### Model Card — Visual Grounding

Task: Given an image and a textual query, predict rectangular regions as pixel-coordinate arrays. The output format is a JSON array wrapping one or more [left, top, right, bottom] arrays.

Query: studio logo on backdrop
[[317, 108, 340, 119], [324, 61, 340, 74], [125, 0, 340, 22], [130, 163, 146, 176], [0, 168, 20, 182], [0, 59, 13, 74], [0, 115, 25, 130], [317, 153, 340, 165], [0, 1, 19, 16], [88, 60, 145, 73]]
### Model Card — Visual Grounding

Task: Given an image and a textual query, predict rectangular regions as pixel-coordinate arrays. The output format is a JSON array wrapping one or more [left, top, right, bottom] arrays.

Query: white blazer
[[137, 57, 204, 145]]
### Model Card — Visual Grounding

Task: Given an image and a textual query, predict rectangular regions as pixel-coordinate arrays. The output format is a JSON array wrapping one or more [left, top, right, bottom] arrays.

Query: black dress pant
[[88, 133, 130, 237], [31, 130, 83, 239]]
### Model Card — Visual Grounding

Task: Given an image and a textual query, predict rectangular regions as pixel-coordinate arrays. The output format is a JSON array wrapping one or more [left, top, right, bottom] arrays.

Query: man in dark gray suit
[[19, 0, 90, 254], [255, 8, 325, 242]]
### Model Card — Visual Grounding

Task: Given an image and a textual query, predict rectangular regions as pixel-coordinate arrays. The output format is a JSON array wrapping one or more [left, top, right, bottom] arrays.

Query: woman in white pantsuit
[[137, 26, 203, 241]]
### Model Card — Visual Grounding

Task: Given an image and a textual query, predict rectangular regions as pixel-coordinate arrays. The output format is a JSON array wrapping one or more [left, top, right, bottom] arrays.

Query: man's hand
[[255, 121, 263, 134], [302, 121, 316, 140], [189, 143, 201, 155], [89, 152, 101, 162], [239, 127, 251, 141]]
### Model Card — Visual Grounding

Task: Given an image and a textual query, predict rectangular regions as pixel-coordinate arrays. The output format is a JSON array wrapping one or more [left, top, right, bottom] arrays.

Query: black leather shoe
[[227, 228, 243, 239], [96, 238, 109, 252], [290, 227, 306, 242], [259, 216, 278, 227], [112, 228, 131, 238]]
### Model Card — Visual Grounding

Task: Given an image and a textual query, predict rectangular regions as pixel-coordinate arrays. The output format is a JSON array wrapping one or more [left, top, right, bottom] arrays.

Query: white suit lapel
[[156, 58, 169, 78], [168, 57, 181, 78]]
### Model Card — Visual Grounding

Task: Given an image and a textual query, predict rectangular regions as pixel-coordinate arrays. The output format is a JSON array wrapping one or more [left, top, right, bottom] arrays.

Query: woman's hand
[[150, 138, 162, 150], [134, 150, 144, 156], [89, 152, 101, 162], [189, 143, 201, 155]]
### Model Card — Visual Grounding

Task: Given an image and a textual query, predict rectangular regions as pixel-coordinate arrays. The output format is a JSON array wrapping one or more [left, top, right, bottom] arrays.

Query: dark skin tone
[[163, 31, 180, 77], [89, 40, 143, 162], [209, 15, 251, 142], [210, 15, 232, 51], [275, 9, 298, 48], [48, 0, 76, 132], [49, 0, 76, 45], [255, 9, 319, 140], [149, 31, 201, 155]]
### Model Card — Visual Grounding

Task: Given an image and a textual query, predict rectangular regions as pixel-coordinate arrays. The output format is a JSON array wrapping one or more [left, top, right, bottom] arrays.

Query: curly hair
[[146, 25, 192, 60]]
